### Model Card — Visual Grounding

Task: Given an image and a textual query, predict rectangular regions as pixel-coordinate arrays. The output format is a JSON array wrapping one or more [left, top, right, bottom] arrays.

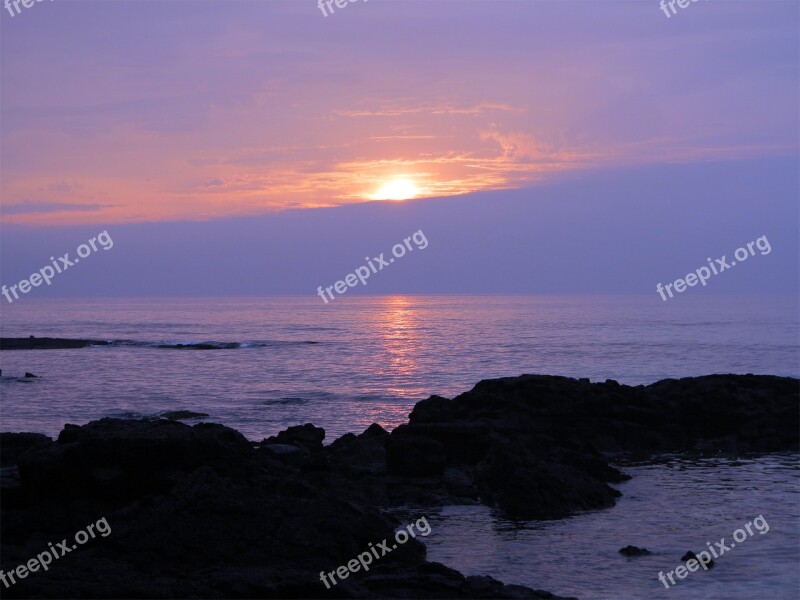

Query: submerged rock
[[619, 545, 652, 556], [681, 550, 715, 568]]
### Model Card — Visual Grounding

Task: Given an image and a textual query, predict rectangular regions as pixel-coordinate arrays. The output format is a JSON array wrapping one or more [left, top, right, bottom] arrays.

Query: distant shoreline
[[0, 337, 320, 350], [0, 337, 110, 350]]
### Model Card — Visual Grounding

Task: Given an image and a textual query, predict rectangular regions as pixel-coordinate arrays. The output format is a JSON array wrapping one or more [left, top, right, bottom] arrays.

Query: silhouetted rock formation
[[323, 374, 798, 520], [1, 418, 563, 599], [1, 373, 796, 598]]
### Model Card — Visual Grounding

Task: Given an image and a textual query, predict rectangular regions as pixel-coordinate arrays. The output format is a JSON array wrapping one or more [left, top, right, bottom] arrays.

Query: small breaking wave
[[107, 409, 210, 421], [155, 340, 319, 350], [262, 397, 308, 406]]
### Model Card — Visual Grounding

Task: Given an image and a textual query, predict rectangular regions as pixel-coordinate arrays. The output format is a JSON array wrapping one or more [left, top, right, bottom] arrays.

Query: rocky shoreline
[[1, 374, 797, 598]]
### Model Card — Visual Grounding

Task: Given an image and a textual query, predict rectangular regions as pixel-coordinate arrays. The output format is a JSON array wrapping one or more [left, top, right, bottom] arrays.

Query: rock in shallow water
[[619, 545, 652, 556], [396, 374, 798, 518], [681, 550, 715, 568]]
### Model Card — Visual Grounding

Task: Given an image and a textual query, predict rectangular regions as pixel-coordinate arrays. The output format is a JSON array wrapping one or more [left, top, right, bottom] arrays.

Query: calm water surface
[[1, 295, 797, 599], [397, 454, 800, 600], [0, 295, 797, 440]]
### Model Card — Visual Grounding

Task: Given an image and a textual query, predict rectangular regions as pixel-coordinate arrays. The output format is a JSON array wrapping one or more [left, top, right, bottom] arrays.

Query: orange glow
[[371, 178, 419, 201]]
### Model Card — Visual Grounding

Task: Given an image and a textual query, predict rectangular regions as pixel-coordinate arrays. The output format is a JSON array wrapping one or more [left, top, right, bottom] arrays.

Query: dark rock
[[14, 418, 253, 506], [360, 423, 389, 439], [264, 423, 325, 452], [262, 443, 305, 455], [619, 545, 651, 556], [0, 432, 52, 466], [409, 395, 455, 424], [328, 426, 388, 477], [0, 337, 110, 350], [386, 427, 446, 477], [373, 374, 797, 519], [259, 443, 314, 469], [159, 410, 210, 420], [355, 562, 567, 599], [0, 418, 561, 599], [476, 441, 620, 520], [396, 422, 492, 465], [681, 550, 714, 568], [0, 465, 23, 509], [1, 373, 795, 597]]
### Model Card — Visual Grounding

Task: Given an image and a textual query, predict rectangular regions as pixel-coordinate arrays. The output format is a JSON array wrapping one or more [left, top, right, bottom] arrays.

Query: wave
[[155, 340, 318, 350], [262, 397, 308, 406], [106, 409, 210, 421]]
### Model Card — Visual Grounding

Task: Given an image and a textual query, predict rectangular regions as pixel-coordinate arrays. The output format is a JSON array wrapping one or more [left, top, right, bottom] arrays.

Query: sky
[[0, 0, 798, 296]]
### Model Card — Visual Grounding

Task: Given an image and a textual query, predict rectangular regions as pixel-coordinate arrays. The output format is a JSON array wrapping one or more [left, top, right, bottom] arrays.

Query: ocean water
[[0, 294, 797, 440], [397, 453, 800, 600], [1, 294, 798, 599]]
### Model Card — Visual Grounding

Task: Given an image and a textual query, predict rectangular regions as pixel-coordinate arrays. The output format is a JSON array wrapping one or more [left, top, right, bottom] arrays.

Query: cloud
[[42, 181, 83, 194], [1, 201, 111, 216], [336, 102, 518, 117], [0, 0, 795, 225]]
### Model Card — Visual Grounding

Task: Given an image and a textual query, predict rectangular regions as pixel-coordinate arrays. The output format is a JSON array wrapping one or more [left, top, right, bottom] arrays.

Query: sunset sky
[[0, 1, 797, 297], [1, 0, 797, 226]]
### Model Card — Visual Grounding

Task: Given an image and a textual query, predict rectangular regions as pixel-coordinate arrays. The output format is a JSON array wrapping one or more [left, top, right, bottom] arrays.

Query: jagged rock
[[386, 427, 446, 477], [264, 423, 325, 452], [0, 432, 52, 466], [1, 417, 564, 598], [380, 374, 797, 518]]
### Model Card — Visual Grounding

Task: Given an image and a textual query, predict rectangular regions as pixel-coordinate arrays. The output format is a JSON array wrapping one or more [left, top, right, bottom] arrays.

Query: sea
[[1, 294, 798, 599]]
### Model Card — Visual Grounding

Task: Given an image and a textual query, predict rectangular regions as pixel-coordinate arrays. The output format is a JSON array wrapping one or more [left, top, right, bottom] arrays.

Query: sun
[[372, 178, 419, 201]]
